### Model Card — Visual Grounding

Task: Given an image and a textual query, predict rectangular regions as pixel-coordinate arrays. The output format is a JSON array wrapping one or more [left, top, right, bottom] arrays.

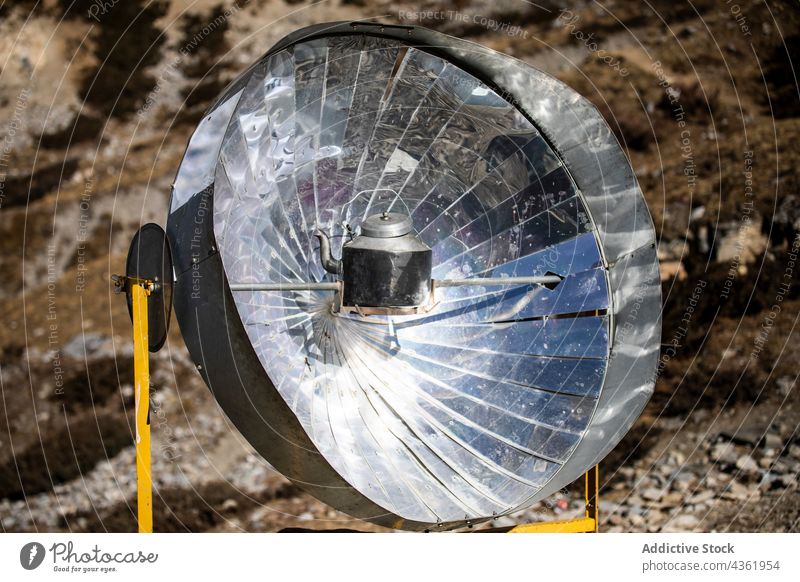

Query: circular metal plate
[[125, 223, 174, 352]]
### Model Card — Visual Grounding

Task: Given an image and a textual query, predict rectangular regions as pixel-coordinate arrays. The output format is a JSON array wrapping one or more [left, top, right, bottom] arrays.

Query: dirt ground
[[0, 0, 798, 533]]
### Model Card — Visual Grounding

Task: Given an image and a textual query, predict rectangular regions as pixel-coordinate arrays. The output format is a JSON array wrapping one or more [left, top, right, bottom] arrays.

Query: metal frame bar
[[434, 276, 562, 288], [228, 276, 561, 292], [229, 282, 341, 291]]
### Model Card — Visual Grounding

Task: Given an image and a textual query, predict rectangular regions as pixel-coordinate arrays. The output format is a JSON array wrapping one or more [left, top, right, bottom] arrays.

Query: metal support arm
[[229, 275, 562, 292], [434, 276, 562, 288], [229, 282, 341, 291]]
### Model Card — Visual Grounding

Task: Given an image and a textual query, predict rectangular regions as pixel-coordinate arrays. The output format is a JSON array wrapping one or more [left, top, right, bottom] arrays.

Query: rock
[[736, 455, 759, 473], [776, 376, 794, 397], [718, 420, 777, 448], [221, 498, 238, 512], [669, 451, 686, 465], [711, 442, 738, 465], [672, 514, 699, 529], [789, 444, 800, 460], [646, 511, 667, 531], [642, 487, 665, 502], [598, 500, 618, 513], [608, 513, 624, 526], [769, 459, 789, 474], [63, 333, 113, 360], [759, 473, 782, 491], [759, 456, 773, 469], [764, 433, 783, 450], [298, 511, 314, 521], [619, 467, 635, 479], [688, 490, 714, 504], [639, 475, 658, 488], [627, 505, 645, 516], [723, 480, 751, 500], [731, 479, 749, 494], [629, 513, 645, 527], [673, 470, 697, 485], [628, 495, 645, 506]]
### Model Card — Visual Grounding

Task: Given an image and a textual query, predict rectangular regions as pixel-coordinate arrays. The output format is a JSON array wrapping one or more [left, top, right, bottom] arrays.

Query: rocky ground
[[1, 0, 799, 533]]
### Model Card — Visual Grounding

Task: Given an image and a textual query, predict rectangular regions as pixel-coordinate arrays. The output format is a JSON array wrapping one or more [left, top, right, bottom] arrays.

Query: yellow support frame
[[508, 465, 599, 533], [131, 282, 153, 533], [120, 273, 600, 535]]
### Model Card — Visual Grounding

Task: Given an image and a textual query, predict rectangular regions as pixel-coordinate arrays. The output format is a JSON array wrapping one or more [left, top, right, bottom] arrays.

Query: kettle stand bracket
[[229, 275, 562, 317]]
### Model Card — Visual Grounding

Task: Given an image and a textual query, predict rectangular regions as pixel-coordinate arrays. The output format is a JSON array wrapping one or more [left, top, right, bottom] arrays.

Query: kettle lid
[[360, 212, 413, 238]]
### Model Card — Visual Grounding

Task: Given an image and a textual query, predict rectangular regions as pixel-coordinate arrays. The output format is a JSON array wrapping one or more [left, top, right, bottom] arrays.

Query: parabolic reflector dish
[[166, 22, 661, 530]]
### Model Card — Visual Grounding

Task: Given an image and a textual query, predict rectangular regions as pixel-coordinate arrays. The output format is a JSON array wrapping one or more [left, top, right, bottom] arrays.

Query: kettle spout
[[315, 230, 342, 275]]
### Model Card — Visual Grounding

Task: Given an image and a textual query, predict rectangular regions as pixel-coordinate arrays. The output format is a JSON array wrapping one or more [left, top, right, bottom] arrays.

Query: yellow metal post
[[131, 283, 153, 533], [508, 465, 599, 533], [586, 464, 599, 532]]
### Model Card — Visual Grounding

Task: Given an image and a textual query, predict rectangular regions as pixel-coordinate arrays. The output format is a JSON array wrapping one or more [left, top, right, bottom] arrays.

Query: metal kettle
[[316, 212, 432, 310]]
